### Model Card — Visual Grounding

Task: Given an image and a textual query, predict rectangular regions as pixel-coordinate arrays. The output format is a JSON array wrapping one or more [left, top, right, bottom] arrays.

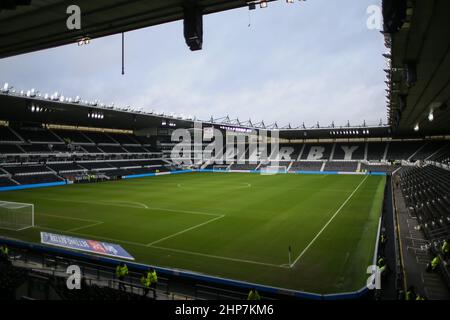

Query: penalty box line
[[145, 214, 226, 246], [38, 213, 105, 233], [289, 174, 370, 268]]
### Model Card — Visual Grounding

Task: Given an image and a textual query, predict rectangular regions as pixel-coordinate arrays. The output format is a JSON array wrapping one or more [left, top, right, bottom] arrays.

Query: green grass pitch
[[0, 172, 386, 294]]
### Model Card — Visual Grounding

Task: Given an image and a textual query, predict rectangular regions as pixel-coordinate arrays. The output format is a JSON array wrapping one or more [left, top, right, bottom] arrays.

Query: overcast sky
[[0, 0, 386, 128]]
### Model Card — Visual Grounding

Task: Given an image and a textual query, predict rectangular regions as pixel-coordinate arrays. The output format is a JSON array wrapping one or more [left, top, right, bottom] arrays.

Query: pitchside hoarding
[[40, 232, 134, 260]]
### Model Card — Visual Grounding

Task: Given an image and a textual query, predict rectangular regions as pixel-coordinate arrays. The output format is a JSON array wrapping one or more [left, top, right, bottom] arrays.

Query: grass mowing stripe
[[146, 215, 226, 246], [289, 174, 370, 268]]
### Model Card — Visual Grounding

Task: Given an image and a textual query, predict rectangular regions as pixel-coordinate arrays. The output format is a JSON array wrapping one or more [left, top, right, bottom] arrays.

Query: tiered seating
[[21, 144, 51, 153], [367, 142, 386, 161], [3, 165, 52, 175], [410, 141, 447, 161], [98, 145, 127, 153], [14, 174, 64, 184], [360, 163, 397, 173], [386, 141, 424, 161], [429, 143, 450, 166], [53, 130, 92, 143], [333, 143, 365, 160], [83, 132, 116, 144], [0, 144, 23, 154], [123, 146, 149, 153], [278, 144, 302, 161], [0, 126, 22, 142], [78, 162, 114, 170], [323, 161, 358, 172], [15, 128, 62, 143], [400, 166, 450, 239], [135, 159, 166, 166], [300, 144, 332, 160], [135, 135, 154, 145], [229, 163, 259, 170], [81, 145, 103, 153], [107, 161, 141, 168], [47, 163, 85, 173], [290, 161, 323, 171], [0, 177, 16, 186], [107, 133, 140, 145]]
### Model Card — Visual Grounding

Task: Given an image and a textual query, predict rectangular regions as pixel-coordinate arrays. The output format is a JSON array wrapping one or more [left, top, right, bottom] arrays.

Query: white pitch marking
[[176, 182, 251, 190], [289, 174, 370, 268], [66, 221, 104, 233], [146, 215, 225, 246], [39, 213, 105, 233], [100, 200, 149, 209], [40, 213, 102, 224]]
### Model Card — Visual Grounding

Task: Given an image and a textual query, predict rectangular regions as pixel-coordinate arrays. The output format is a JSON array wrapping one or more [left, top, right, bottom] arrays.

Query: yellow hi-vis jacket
[[151, 271, 158, 284], [442, 241, 449, 254], [431, 256, 440, 269]]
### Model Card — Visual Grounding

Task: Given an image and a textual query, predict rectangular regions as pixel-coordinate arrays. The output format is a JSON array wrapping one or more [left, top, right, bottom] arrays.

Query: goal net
[[0, 201, 34, 231], [260, 165, 287, 175]]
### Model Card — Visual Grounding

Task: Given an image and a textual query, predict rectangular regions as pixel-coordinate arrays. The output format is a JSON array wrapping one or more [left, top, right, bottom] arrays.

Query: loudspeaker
[[183, 6, 203, 51]]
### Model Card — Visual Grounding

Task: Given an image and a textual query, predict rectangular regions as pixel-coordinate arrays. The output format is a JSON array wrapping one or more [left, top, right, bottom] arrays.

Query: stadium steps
[[364, 142, 369, 160], [383, 142, 389, 161], [408, 142, 428, 162], [80, 132, 95, 144], [286, 161, 294, 172], [393, 171, 450, 299], [425, 142, 450, 161], [329, 143, 336, 160], [7, 126, 25, 143]]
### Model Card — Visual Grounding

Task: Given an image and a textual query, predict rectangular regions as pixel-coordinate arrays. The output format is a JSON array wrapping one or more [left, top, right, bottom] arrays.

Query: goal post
[[260, 165, 287, 175], [0, 201, 34, 231]]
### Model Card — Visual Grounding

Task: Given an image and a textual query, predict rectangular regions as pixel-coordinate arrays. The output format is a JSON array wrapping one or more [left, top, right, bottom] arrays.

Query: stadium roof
[[0, 90, 392, 140], [384, 0, 450, 136], [0, 0, 277, 58]]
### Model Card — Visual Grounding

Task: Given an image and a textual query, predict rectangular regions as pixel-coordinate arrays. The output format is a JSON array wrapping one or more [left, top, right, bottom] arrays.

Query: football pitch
[[0, 172, 386, 294]]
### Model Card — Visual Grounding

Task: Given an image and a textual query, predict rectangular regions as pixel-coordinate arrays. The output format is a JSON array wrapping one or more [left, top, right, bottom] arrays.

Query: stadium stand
[[0, 176, 16, 186], [15, 128, 62, 143], [53, 129, 93, 144], [386, 141, 424, 161], [396, 165, 450, 294], [300, 144, 332, 160], [399, 166, 450, 238], [13, 174, 64, 185], [367, 142, 387, 161], [333, 143, 365, 160], [0, 144, 23, 154], [323, 161, 358, 172], [290, 161, 323, 171], [0, 126, 22, 142], [82, 132, 117, 144]]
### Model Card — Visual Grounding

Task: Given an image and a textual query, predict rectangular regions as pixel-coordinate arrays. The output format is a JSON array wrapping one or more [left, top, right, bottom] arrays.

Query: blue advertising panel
[[40, 232, 134, 260]]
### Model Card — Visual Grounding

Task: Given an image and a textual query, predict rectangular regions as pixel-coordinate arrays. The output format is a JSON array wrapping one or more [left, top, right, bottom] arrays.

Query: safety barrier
[[0, 236, 373, 300], [0, 181, 67, 192]]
